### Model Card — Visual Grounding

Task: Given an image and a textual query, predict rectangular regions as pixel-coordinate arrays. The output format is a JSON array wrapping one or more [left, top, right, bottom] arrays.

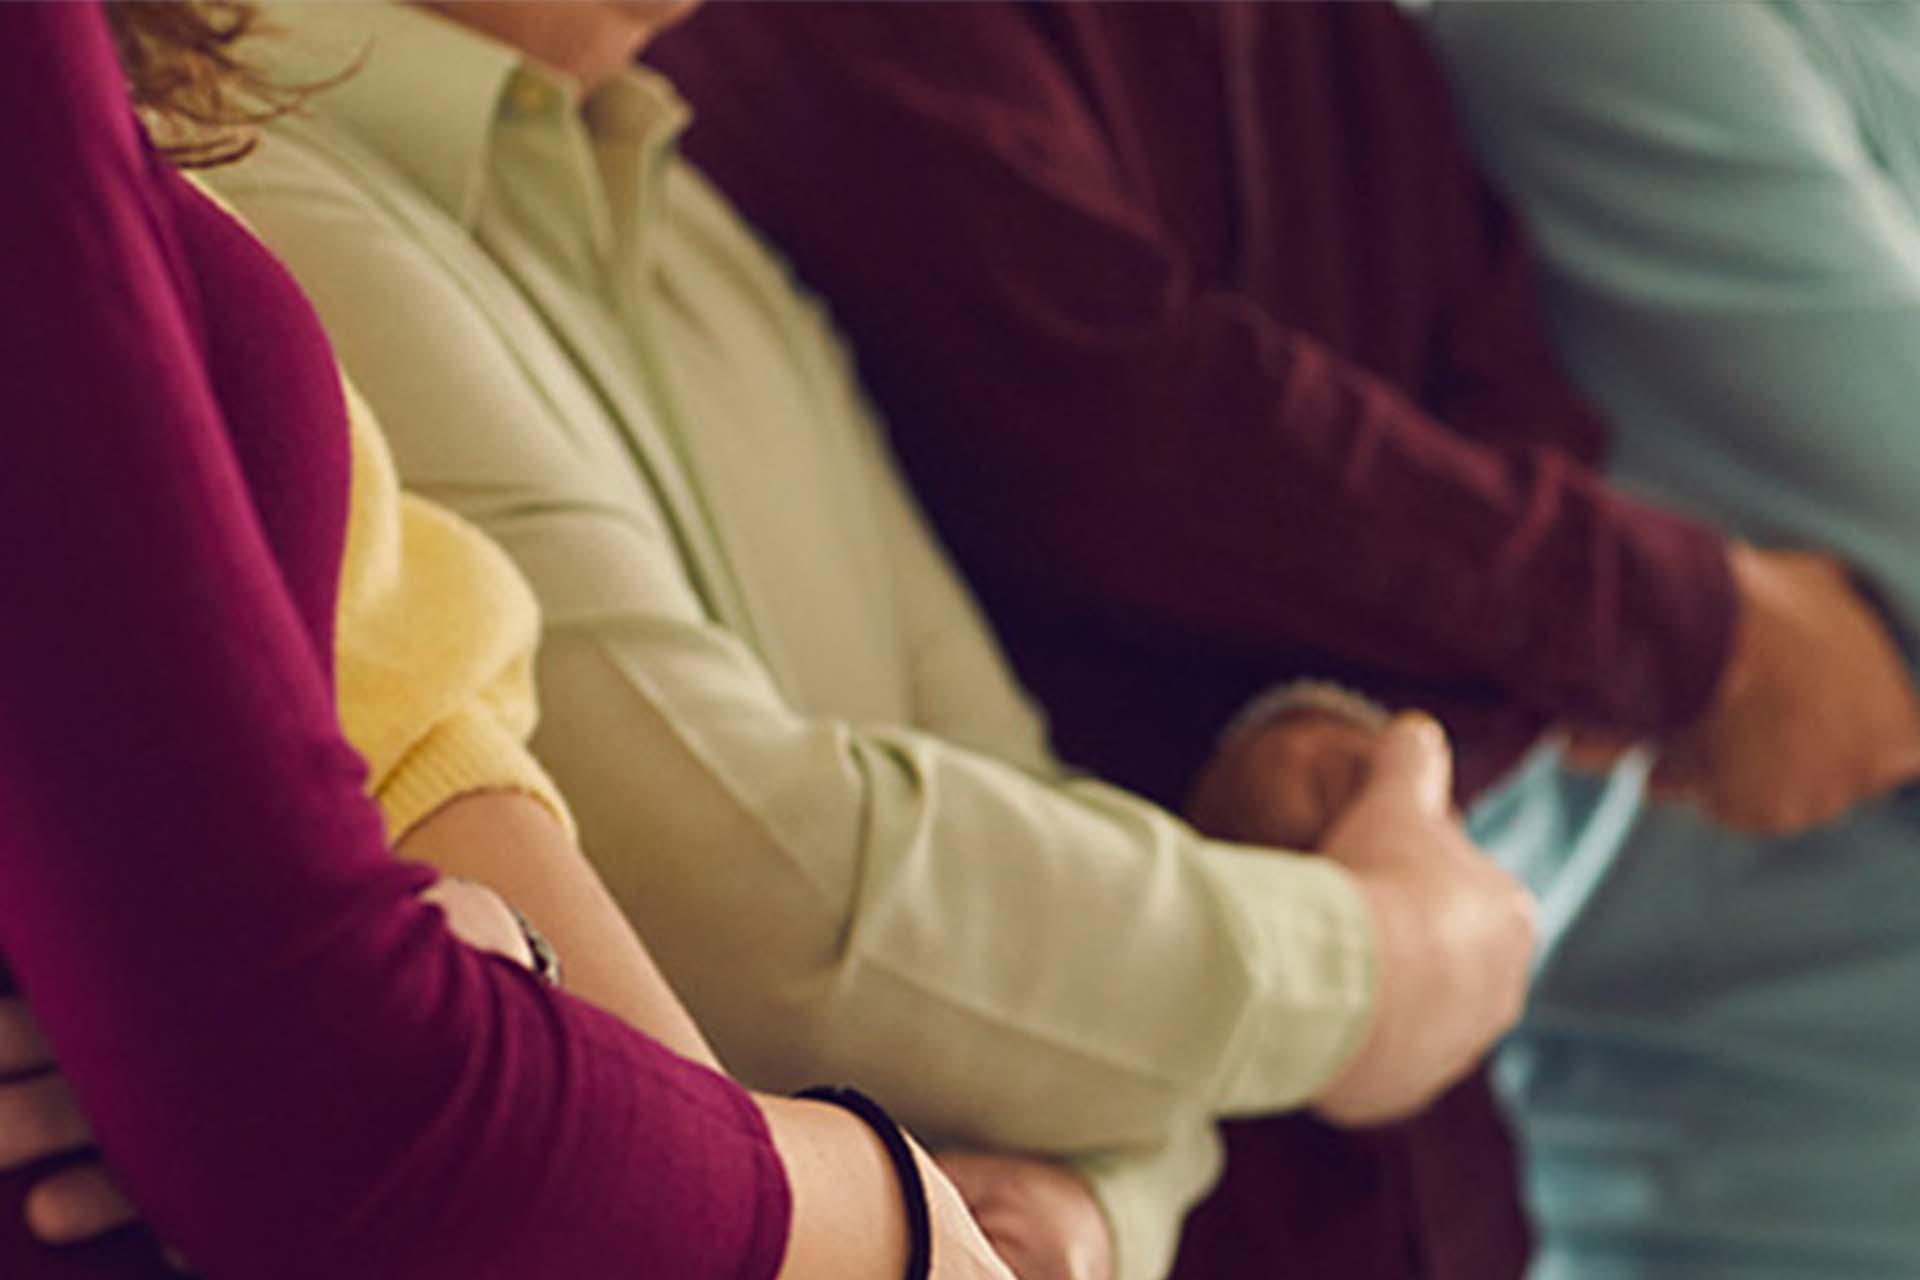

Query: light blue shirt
[[1425, 4, 1920, 1277]]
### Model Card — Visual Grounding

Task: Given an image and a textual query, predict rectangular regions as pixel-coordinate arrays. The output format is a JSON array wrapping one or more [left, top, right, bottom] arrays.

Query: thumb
[[1357, 712, 1453, 817], [934, 1151, 1002, 1211], [1874, 739, 1920, 793]]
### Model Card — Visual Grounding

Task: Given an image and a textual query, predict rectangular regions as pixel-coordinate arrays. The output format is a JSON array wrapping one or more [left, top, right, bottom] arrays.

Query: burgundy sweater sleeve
[[651, 2, 1734, 738], [0, 7, 786, 1278]]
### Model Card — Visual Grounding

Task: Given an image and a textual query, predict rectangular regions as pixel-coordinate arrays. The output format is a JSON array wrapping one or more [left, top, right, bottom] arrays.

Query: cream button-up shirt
[[214, 8, 1377, 1275]]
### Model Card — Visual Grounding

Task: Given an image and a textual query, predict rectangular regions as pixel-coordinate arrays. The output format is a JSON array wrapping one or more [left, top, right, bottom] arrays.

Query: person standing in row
[[1424, 4, 1920, 1275], [645, 4, 1920, 1276], [185, 2, 1540, 1276]]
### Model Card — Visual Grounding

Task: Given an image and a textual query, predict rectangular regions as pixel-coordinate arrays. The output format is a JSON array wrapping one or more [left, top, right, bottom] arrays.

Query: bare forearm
[[760, 1096, 911, 1280], [395, 789, 721, 1069], [761, 1094, 1018, 1280]]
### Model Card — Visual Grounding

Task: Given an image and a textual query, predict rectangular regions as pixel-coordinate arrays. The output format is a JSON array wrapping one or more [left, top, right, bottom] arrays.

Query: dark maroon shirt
[[651, 4, 1735, 1277]]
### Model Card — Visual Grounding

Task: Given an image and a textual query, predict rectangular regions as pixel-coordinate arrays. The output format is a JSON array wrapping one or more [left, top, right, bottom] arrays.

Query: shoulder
[[208, 121, 603, 500], [205, 117, 499, 308], [210, 117, 410, 239], [1427, 1, 1847, 143]]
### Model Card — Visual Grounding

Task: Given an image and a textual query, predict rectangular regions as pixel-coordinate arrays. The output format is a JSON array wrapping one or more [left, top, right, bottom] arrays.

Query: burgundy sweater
[[648, 4, 1735, 1277], [0, 6, 787, 1277]]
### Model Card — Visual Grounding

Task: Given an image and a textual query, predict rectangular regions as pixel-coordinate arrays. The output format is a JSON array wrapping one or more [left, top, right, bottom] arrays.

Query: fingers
[[1872, 736, 1920, 794], [1658, 730, 1918, 837], [920, 1152, 1023, 1280], [972, 1214, 1066, 1280], [420, 877, 534, 969], [1183, 712, 1382, 849], [931, 1152, 1112, 1280], [0, 998, 52, 1076], [1361, 713, 1452, 817], [23, 1162, 137, 1245], [0, 1001, 134, 1253], [0, 1073, 92, 1172], [1646, 735, 1708, 810], [1695, 542, 1920, 834], [934, 1150, 1002, 1207]]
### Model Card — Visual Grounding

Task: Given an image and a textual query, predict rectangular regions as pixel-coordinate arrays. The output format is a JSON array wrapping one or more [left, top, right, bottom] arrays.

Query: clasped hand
[[0, 877, 531, 1264], [0, 876, 1115, 1280], [1186, 709, 1539, 1128], [1568, 545, 1920, 836]]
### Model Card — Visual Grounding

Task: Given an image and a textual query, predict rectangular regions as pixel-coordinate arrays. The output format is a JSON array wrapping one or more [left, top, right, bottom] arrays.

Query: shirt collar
[[263, 1, 525, 229], [583, 69, 693, 268], [263, 3, 692, 242]]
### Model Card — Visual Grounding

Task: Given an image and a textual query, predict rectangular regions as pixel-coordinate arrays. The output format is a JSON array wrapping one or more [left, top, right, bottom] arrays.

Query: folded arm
[[0, 8, 790, 1277], [212, 126, 1381, 1160], [650, 1, 1735, 739], [1431, 0, 1920, 647]]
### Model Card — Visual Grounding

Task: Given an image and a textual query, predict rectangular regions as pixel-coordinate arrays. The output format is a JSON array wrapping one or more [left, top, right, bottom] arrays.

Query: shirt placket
[[605, 113, 773, 656], [503, 79, 765, 652]]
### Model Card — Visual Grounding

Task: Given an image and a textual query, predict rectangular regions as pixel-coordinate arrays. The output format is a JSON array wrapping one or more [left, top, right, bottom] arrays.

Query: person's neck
[[417, 3, 652, 94]]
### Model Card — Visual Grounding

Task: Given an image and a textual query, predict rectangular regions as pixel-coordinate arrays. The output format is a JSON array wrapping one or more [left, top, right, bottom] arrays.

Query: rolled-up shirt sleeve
[[486, 399, 1379, 1148]]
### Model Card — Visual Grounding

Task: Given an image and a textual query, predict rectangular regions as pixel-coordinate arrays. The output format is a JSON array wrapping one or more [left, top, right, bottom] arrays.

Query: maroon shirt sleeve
[[650, 1, 1735, 741], [0, 6, 787, 1277]]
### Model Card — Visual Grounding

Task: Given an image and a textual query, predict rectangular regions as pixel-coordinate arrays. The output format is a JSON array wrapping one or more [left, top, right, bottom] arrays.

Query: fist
[[1186, 711, 1383, 850], [1661, 545, 1920, 834], [936, 1152, 1112, 1280], [1310, 715, 1538, 1127]]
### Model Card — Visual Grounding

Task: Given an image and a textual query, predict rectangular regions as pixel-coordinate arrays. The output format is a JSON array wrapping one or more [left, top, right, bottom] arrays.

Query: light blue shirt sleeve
[[1426, 1, 1920, 650], [1428, 13, 1920, 1273]]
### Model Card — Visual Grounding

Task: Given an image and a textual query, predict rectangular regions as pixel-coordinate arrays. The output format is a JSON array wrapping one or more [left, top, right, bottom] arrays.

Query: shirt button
[[508, 79, 554, 116]]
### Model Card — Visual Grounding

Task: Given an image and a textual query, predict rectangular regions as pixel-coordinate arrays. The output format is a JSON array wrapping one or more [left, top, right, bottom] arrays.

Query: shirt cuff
[[1071, 1116, 1224, 1280], [1199, 846, 1378, 1114], [1515, 490, 1737, 736]]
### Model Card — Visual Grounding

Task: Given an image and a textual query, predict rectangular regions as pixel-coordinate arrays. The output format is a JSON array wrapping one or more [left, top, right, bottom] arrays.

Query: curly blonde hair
[[106, 1, 321, 167]]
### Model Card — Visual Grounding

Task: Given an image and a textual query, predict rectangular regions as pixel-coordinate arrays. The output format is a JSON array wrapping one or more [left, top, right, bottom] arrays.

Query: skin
[[1186, 712, 1383, 852], [1575, 544, 1920, 836], [0, 7, 1019, 1277], [400, 5, 1107, 1271], [940, 1153, 1114, 1280], [397, 790, 719, 1067], [415, 0, 700, 90], [0, 792, 1015, 1280], [1301, 716, 1537, 1126], [1185, 712, 1536, 1126], [4, 0, 1562, 1268], [0, 871, 528, 1260]]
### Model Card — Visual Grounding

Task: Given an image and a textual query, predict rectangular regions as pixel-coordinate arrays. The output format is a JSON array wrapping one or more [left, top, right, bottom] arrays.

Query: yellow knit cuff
[[375, 706, 577, 844]]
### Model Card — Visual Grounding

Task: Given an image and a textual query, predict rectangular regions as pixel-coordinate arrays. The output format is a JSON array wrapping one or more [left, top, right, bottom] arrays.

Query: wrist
[[795, 1087, 930, 1280], [760, 1094, 916, 1280], [1309, 871, 1411, 1124], [1712, 541, 1767, 715]]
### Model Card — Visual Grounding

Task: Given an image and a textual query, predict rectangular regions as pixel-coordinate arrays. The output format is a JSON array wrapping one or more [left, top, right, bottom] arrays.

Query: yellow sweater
[[336, 377, 571, 840], [184, 174, 566, 837]]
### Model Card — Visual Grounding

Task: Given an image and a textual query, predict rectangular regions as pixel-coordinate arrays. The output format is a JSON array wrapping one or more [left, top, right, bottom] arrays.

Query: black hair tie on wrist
[[795, 1085, 932, 1280]]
